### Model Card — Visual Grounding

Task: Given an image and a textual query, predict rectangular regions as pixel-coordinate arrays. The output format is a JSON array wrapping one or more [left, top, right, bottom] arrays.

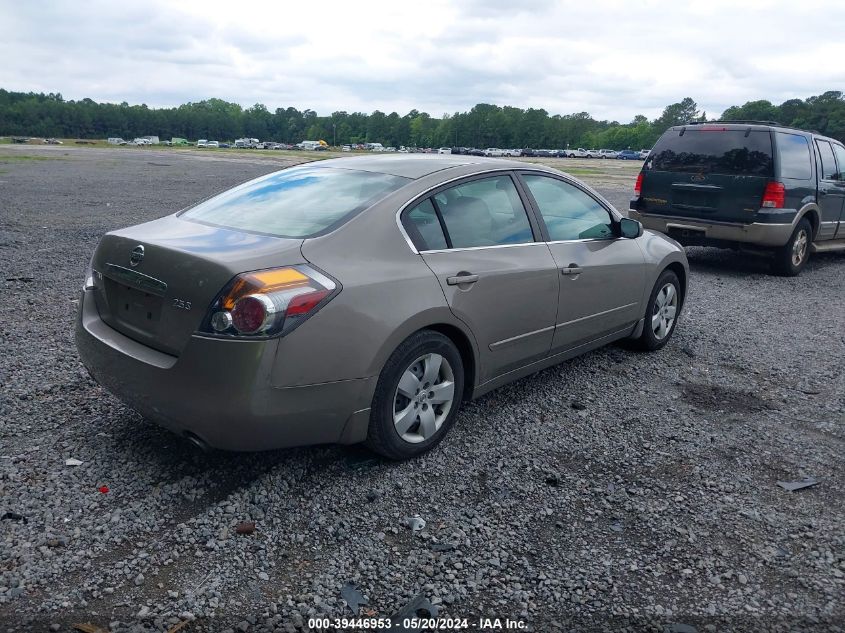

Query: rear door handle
[[561, 264, 583, 275], [447, 274, 479, 285]]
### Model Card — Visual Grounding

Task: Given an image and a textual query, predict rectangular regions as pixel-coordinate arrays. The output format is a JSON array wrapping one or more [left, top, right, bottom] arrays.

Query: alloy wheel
[[393, 353, 455, 444], [651, 283, 678, 341], [792, 229, 808, 267]]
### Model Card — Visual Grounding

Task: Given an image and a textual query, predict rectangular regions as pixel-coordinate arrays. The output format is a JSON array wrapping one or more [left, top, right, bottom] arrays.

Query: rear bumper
[[75, 289, 375, 451], [628, 210, 795, 247]]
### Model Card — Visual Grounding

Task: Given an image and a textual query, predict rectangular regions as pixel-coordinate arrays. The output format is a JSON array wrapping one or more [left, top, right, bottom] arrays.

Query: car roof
[[309, 154, 529, 179]]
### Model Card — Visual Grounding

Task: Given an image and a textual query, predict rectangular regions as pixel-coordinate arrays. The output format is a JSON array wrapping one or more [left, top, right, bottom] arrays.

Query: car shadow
[[685, 246, 845, 276]]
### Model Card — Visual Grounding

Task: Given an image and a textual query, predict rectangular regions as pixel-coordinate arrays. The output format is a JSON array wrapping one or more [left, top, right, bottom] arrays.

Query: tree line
[[1, 89, 843, 149]]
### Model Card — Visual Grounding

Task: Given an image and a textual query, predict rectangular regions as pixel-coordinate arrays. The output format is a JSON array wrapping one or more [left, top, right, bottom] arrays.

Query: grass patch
[[558, 167, 603, 176], [0, 153, 64, 163]]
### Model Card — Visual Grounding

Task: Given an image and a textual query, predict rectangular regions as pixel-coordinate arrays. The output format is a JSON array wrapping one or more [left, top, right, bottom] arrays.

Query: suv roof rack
[[686, 120, 782, 126], [683, 120, 825, 135]]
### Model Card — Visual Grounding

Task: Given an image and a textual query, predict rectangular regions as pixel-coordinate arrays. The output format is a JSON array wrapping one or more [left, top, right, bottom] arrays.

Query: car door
[[518, 172, 646, 352], [814, 139, 845, 240], [829, 142, 845, 237], [401, 173, 559, 383]]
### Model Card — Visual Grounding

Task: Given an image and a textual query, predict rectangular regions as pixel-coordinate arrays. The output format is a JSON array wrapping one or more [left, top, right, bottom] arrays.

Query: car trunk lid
[[90, 215, 304, 355]]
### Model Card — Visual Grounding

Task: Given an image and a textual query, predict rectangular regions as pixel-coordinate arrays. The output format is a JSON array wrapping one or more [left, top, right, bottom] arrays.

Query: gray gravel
[[1, 146, 844, 632]]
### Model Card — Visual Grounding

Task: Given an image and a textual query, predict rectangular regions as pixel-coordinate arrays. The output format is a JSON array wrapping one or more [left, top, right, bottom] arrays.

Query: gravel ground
[[1, 146, 843, 632]]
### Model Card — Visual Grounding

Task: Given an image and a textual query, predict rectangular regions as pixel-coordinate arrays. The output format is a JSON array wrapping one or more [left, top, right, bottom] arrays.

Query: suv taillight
[[761, 181, 785, 208], [199, 265, 338, 338], [634, 172, 643, 197]]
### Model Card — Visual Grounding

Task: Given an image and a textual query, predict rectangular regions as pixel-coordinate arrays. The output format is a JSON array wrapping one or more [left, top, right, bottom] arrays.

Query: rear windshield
[[181, 166, 409, 238], [646, 129, 773, 176]]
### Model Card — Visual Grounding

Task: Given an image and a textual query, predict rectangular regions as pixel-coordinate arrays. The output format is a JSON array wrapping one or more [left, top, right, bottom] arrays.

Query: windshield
[[646, 129, 773, 176], [181, 166, 409, 238]]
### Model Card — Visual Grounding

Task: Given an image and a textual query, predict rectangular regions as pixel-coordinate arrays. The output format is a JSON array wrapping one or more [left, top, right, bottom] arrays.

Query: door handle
[[561, 264, 583, 275], [447, 273, 479, 285]]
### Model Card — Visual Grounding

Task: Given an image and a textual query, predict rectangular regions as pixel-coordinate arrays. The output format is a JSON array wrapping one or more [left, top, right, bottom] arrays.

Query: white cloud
[[0, 0, 842, 120]]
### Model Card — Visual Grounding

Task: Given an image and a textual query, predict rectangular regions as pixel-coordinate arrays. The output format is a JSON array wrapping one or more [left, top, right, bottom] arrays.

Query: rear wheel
[[772, 218, 811, 276], [634, 270, 681, 351], [365, 330, 464, 460]]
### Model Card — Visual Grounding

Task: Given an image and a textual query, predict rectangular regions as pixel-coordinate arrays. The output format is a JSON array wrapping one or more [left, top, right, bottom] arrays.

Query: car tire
[[634, 269, 682, 351], [772, 218, 811, 276], [365, 330, 464, 460]]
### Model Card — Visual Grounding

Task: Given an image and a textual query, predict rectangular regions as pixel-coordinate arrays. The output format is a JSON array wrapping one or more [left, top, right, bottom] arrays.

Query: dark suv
[[629, 121, 845, 275]]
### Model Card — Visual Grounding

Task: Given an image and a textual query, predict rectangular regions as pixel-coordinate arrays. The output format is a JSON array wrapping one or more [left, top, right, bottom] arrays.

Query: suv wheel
[[366, 330, 464, 460], [634, 270, 681, 351], [773, 218, 811, 276]]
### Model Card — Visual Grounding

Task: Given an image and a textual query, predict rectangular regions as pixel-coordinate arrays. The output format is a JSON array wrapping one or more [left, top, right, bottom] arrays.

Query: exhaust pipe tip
[[183, 431, 212, 453]]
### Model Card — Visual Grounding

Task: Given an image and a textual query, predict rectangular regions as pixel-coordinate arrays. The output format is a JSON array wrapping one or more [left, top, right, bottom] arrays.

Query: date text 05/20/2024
[[308, 617, 527, 629]]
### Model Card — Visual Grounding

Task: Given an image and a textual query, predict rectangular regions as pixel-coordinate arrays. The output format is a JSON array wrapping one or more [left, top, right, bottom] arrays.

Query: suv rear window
[[182, 166, 409, 238], [646, 129, 773, 176]]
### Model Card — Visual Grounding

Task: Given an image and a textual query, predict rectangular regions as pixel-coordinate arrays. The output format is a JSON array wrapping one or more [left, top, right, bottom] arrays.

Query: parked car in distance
[[218, 143, 231, 149], [597, 149, 618, 159], [107, 137, 127, 146], [630, 121, 845, 275], [563, 148, 588, 158], [171, 137, 190, 146], [43, 138, 63, 144], [584, 149, 602, 159], [206, 141, 220, 149], [76, 155, 688, 459], [617, 149, 641, 160], [342, 145, 353, 152], [438, 147, 452, 155], [484, 148, 504, 157], [196, 139, 208, 148], [639, 149, 651, 159]]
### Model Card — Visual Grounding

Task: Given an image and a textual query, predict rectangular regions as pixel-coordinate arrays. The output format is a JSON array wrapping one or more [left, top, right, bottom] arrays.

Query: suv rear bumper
[[628, 210, 795, 247]]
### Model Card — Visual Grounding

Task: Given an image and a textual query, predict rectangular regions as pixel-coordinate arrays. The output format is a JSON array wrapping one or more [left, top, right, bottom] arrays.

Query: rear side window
[[646, 129, 773, 176], [522, 175, 614, 241], [832, 144, 845, 180], [182, 166, 409, 238], [815, 140, 838, 180], [432, 176, 534, 248], [775, 132, 812, 180], [404, 199, 447, 250]]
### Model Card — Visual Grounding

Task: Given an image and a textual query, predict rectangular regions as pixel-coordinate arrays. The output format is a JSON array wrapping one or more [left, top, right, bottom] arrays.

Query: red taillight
[[231, 295, 270, 334], [286, 289, 330, 316], [201, 265, 338, 338], [762, 181, 785, 208], [634, 172, 643, 196]]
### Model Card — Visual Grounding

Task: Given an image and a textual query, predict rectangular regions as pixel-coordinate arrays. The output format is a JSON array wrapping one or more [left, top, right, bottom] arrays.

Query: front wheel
[[365, 330, 464, 460], [772, 218, 811, 276], [634, 270, 682, 351]]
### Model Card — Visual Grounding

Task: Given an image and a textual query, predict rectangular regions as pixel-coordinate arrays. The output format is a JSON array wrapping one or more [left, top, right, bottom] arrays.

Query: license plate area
[[105, 278, 163, 329], [667, 225, 707, 244]]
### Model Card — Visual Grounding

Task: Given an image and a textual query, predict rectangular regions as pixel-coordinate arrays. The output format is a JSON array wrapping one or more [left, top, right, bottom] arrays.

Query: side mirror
[[619, 217, 643, 238]]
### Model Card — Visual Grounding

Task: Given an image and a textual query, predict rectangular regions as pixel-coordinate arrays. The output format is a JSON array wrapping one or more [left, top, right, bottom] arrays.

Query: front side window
[[182, 166, 409, 238], [432, 176, 534, 248], [522, 175, 614, 241], [775, 132, 812, 180]]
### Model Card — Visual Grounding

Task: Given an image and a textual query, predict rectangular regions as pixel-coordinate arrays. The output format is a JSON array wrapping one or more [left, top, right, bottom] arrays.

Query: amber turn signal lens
[[220, 267, 309, 310]]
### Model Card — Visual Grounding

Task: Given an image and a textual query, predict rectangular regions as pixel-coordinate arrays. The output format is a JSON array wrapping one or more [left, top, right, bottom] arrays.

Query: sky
[[1, 0, 843, 122]]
